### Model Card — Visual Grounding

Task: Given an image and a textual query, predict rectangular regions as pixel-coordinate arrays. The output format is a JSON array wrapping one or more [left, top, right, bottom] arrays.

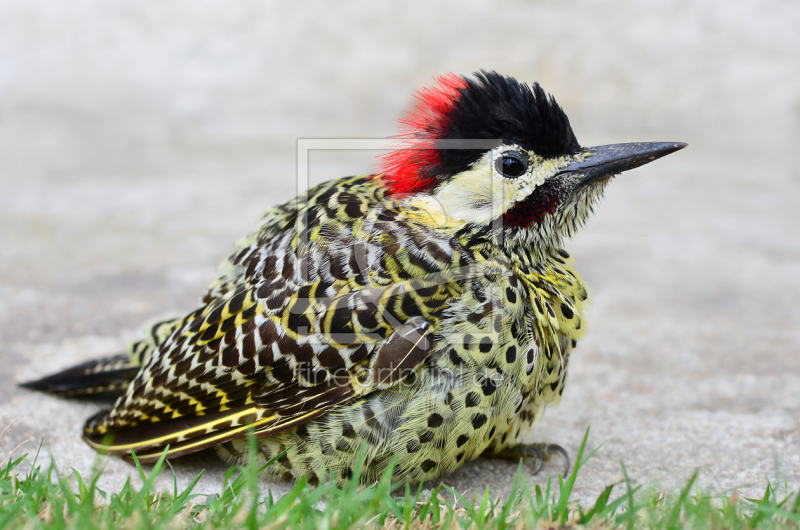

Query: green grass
[[1, 427, 798, 529]]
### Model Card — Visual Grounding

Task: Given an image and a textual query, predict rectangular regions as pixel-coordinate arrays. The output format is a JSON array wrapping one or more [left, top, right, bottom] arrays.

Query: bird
[[22, 71, 686, 486]]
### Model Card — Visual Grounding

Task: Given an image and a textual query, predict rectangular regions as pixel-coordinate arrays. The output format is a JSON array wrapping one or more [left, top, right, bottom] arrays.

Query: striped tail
[[20, 353, 140, 399], [20, 316, 190, 399]]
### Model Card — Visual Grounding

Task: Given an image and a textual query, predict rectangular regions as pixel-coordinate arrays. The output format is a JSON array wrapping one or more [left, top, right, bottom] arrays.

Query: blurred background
[[1, 0, 799, 501]]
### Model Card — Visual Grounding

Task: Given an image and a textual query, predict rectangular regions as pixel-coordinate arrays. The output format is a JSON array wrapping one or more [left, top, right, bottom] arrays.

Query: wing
[[84, 175, 472, 462]]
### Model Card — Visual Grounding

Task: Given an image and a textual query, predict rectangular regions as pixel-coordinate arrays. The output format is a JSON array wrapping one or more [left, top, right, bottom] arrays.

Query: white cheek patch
[[429, 154, 500, 224], [404, 147, 579, 227]]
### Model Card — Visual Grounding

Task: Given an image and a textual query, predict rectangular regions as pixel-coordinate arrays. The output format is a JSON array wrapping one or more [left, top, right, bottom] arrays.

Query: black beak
[[561, 142, 687, 188]]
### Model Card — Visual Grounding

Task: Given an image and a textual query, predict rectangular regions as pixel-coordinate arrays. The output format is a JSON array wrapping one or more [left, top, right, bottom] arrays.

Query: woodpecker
[[23, 71, 685, 485]]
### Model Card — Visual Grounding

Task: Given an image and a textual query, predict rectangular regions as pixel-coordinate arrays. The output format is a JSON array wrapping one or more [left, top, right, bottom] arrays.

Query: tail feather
[[20, 354, 140, 399], [21, 315, 192, 400]]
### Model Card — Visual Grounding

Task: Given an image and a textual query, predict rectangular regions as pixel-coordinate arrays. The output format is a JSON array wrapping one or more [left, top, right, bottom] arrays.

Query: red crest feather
[[378, 74, 468, 196]]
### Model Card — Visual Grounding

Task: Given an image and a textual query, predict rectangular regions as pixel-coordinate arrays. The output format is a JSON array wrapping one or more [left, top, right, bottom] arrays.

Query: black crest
[[437, 71, 581, 178]]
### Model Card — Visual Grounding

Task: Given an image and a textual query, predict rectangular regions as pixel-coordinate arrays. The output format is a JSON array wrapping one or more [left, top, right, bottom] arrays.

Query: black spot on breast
[[561, 303, 574, 319], [295, 424, 309, 440], [479, 336, 492, 353], [527, 348, 534, 363], [456, 452, 465, 462], [463, 334, 473, 350], [407, 439, 421, 453], [487, 426, 496, 439], [427, 413, 444, 428], [456, 434, 469, 447], [471, 413, 487, 429], [505, 287, 517, 304], [278, 454, 293, 470], [448, 349, 464, 366], [342, 422, 356, 439], [363, 406, 380, 429], [420, 460, 437, 472], [481, 378, 497, 396], [465, 392, 481, 408], [505, 345, 517, 363], [419, 430, 434, 443]]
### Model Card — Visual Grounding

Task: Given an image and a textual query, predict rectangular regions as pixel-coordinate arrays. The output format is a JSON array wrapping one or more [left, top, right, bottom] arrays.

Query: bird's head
[[378, 71, 686, 250]]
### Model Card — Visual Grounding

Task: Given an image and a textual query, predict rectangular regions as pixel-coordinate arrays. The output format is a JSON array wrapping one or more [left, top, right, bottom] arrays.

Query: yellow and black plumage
[[23, 71, 685, 485]]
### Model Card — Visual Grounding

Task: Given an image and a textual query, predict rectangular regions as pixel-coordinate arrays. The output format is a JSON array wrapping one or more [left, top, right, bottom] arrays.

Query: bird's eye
[[495, 151, 529, 178]]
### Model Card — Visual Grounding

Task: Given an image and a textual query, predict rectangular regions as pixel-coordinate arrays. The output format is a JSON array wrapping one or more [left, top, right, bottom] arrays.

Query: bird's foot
[[489, 443, 570, 476]]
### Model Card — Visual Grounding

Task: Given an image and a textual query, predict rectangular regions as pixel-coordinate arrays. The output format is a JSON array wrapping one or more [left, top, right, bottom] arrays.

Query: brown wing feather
[[81, 177, 461, 461], [84, 382, 360, 462]]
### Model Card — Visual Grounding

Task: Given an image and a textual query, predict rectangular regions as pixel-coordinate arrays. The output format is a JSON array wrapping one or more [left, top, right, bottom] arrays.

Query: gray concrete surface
[[2, 0, 799, 505]]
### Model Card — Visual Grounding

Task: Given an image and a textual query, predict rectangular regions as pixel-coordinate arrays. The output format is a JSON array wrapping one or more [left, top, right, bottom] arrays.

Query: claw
[[487, 442, 569, 476], [545, 443, 570, 477], [524, 445, 544, 474]]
